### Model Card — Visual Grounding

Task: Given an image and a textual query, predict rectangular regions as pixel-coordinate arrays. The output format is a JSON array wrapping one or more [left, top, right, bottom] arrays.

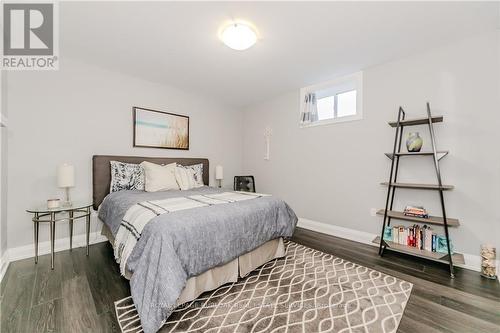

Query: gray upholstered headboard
[[92, 155, 209, 210]]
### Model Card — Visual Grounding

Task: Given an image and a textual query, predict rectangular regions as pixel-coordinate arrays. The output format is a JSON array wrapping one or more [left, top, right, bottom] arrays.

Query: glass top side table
[[26, 201, 92, 269]]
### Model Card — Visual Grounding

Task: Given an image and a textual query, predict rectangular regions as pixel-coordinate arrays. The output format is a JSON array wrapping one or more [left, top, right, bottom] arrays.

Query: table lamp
[[58, 163, 75, 206], [215, 165, 223, 188]]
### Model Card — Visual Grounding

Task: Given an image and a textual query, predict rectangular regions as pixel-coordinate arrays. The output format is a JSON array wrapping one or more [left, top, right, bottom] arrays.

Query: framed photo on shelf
[[133, 106, 189, 150]]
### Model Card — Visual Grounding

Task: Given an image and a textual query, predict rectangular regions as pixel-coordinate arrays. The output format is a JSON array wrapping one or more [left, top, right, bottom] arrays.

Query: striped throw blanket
[[114, 191, 267, 275]]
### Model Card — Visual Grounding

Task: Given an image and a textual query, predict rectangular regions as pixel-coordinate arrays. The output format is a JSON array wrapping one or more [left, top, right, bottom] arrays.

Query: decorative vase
[[406, 132, 423, 152], [480, 244, 497, 280]]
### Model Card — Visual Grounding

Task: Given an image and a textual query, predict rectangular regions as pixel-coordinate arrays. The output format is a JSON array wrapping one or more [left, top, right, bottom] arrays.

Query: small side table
[[26, 202, 92, 269]]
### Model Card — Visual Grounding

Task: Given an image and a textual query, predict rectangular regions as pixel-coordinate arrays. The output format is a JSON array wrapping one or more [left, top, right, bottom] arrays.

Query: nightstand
[[26, 202, 92, 269]]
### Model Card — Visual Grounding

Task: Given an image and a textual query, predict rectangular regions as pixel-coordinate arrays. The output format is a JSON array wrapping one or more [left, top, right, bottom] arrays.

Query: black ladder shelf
[[376, 102, 463, 278]]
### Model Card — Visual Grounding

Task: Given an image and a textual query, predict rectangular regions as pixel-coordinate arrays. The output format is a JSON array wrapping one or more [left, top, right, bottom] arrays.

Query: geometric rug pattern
[[115, 241, 413, 333]]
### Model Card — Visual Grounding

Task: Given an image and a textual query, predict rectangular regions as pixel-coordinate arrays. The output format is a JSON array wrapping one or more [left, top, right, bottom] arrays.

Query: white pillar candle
[[47, 199, 60, 209]]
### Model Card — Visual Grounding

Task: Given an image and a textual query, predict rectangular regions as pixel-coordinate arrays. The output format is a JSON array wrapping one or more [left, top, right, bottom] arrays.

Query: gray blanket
[[98, 186, 297, 333]]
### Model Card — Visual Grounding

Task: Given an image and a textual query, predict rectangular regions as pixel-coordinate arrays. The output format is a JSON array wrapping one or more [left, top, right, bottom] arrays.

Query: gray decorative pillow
[[179, 163, 204, 187], [110, 161, 145, 192]]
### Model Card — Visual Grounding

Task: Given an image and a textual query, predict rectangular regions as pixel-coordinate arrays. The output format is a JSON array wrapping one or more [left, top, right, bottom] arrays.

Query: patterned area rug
[[115, 241, 412, 333]]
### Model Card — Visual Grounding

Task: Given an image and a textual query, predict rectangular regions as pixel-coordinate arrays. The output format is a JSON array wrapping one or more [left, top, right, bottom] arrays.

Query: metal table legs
[[34, 212, 39, 264], [86, 207, 90, 256], [32, 208, 91, 270], [50, 212, 55, 269], [33, 212, 56, 269], [69, 210, 73, 251]]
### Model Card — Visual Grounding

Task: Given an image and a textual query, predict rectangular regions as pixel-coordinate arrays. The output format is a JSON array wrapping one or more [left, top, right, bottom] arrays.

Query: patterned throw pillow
[[182, 163, 204, 187], [110, 161, 145, 192], [174, 166, 196, 190]]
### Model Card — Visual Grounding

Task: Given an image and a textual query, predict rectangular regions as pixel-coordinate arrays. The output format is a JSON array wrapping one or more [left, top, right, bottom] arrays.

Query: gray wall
[[0, 72, 7, 258], [6, 58, 243, 249], [4, 31, 500, 260], [242, 32, 500, 256]]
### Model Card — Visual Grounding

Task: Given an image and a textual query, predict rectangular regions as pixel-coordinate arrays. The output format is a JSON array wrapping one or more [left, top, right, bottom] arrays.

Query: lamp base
[[62, 187, 72, 207], [217, 179, 222, 188]]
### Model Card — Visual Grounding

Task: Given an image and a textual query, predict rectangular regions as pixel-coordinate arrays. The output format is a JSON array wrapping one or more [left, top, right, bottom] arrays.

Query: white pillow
[[140, 161, 179, 192], [175, 166, 198, 190]]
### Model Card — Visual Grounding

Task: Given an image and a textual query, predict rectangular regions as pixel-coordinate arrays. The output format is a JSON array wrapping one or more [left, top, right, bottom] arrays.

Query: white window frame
[[299, 71, 363, 128]]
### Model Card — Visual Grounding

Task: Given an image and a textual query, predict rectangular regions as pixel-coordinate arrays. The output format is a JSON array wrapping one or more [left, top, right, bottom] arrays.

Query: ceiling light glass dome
[[220, 23, 257, 50]]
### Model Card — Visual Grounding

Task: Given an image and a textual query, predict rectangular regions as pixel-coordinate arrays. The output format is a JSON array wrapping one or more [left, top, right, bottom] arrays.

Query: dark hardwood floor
[[292, 228, 500, 333], [1, 227, 499, 332]]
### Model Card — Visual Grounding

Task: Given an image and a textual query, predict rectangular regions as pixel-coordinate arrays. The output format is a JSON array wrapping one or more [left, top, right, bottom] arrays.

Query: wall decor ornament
[[264, 126, 272, 160], [133, 106, 189, 150], [406, 132, 423, 152]]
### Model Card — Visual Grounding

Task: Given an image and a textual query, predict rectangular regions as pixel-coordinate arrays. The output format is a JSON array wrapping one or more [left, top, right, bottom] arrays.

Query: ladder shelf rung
[[384, 151, 449, 161], [381, 182, 454, 190], [376, 209, 459, 226], [373, 236, 464, 265], [388, 116, 443, 127]]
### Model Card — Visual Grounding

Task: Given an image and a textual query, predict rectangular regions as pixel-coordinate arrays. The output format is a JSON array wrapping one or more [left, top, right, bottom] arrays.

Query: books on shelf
[[424, 227, 433, 252], [391, 224, 438, 252], [403, 205, 429, 218]]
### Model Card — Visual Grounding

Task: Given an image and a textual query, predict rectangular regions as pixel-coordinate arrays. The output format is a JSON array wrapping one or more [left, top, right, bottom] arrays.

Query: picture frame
[[133, 106, 189, 150]]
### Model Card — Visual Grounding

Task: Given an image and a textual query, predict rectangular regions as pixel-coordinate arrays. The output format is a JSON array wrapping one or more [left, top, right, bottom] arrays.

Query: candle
[[47, 198, 60, 209]]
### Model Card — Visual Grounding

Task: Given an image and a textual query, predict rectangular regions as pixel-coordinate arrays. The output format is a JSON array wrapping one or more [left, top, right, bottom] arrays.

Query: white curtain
[[300, 92, 318, 125]]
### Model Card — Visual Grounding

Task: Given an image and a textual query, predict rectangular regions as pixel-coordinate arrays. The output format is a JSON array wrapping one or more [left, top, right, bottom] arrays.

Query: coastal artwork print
[[133, 107, 189, 150]]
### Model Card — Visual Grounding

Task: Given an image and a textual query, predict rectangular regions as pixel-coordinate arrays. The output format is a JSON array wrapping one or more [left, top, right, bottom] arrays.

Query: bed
[[92, 155, 298, 333]]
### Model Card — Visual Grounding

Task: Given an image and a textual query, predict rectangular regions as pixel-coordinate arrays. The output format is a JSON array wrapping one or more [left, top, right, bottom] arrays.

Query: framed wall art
[[133, 106, 189, 150]]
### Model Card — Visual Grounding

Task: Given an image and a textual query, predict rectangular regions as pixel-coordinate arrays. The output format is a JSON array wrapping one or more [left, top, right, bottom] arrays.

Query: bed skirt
[[100, 222, 285, 306]]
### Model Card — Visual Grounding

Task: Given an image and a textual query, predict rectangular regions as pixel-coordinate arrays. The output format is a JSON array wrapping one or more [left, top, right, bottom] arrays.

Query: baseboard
[[297, 218, 377, 246], [7, 231, 107, 262], [297, 217, 498, 275], [0, 251, 9, 283]]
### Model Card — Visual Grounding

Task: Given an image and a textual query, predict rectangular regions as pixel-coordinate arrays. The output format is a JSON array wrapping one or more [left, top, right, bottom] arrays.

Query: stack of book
[[391, 225, 438, 252], [404, 205, 429, 218]]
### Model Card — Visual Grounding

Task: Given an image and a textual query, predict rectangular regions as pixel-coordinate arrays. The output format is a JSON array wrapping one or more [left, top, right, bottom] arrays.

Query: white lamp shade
[[215, 165, 224, 180], [57, 163, 75, 188]]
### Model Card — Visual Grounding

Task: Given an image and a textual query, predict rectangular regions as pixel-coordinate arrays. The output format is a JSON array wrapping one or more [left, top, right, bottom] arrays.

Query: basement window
[[300, 72, 363, 127]]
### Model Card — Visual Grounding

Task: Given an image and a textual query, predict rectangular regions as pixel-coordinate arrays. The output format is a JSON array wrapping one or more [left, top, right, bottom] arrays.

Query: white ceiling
[[60, 2, 499, 108]]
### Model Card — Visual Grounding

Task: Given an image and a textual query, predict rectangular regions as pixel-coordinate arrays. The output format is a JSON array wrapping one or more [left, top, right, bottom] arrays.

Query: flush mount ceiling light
[[220, 22, 257, 51]]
